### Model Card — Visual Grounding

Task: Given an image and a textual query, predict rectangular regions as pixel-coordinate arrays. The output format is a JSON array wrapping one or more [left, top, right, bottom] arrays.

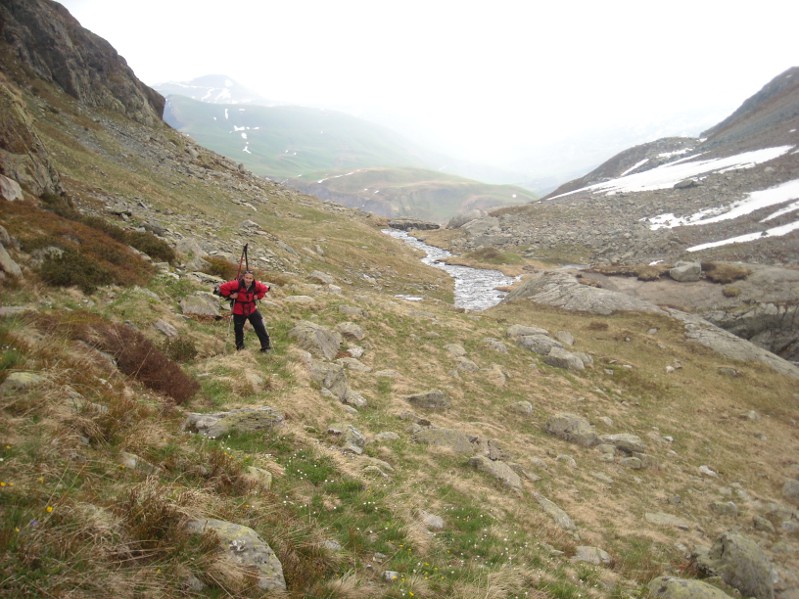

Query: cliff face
[[0, 0, 164, 125]]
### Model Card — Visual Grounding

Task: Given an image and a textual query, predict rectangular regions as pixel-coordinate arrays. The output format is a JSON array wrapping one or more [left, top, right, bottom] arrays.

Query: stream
[[383, 229, 519, 311]]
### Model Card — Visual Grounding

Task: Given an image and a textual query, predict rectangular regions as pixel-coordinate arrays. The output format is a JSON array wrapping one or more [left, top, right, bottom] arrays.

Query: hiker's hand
[[230, 293, 238, 299]]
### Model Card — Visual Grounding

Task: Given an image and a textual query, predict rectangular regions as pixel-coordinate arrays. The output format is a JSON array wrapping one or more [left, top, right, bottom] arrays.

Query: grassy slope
[[165, 95, 534, 222], [1, 80, 797, 598], [165, 95, 430, 180]]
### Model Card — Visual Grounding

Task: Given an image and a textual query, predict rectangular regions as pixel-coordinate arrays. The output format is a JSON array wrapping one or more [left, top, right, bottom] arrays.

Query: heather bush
[[125, 230, 175, 263], [201, 255, 239, 280], [161, 336, 198, 363], [83, 322, 199, 404], [80, 216, 175, 263], [38, 247, 114, 293], [702, 261, 751, 284]]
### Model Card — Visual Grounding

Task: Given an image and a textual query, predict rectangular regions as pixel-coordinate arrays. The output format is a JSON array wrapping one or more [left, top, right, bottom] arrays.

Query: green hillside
[[165, 95, 430, 180], [164, 95, 534, 221], [293, 166, 537, 223]]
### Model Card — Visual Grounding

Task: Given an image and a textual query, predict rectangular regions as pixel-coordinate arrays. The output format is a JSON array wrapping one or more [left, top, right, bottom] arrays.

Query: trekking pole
[[235, 243, 249, 279]]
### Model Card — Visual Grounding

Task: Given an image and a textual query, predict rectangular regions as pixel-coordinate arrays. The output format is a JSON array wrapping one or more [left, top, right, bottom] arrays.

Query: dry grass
[[701, 260, 752, 283]]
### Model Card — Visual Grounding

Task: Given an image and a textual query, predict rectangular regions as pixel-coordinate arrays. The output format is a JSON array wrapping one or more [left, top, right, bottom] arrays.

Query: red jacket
[[219, 279, 269, 316]]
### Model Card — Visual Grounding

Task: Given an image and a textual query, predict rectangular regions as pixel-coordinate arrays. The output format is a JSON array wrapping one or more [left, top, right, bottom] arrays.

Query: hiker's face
[[243, 273, 254, 285]]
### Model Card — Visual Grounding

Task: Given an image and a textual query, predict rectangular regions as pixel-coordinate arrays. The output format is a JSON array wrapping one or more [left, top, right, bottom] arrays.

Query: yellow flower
[[0, 481, 6, 487], [46, 506, 53, 513]]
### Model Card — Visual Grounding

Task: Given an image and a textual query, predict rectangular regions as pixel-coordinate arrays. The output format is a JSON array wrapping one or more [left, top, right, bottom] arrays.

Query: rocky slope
[[1, 3, 798, 598], [421, 68, 799, 364]]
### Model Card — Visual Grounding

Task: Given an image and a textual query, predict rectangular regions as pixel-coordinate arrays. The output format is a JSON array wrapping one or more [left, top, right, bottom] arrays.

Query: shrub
[[161, 336, 198, 363], [201, 255, 239, 280], [702, 261, 751, 284], [80, 216, 176, 263], [722, 285, 742, 298], [82, 322, 199, 404], [124, 230, 175, 263], [38, 247, 114, 293]]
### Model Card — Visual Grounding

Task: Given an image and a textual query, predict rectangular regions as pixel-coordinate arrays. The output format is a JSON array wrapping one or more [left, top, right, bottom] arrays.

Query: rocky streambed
[[384, 229, 519, 311]]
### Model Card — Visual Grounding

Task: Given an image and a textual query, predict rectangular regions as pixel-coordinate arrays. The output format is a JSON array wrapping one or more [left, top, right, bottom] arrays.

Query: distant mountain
[[155, 74, 274, 106], [162, 94, 431, 179], [156, 77, 533, 220], [290, 166, 537, 223], [442, 67, 799, 268], [544, 67, 799, 200]]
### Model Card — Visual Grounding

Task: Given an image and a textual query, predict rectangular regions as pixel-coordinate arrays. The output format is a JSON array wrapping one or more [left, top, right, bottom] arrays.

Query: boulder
[[504, 271, 664, 315], [695, 531, 776, 599], [669, 261, 702, 282], [0, 243, 22, 277], [185, 519, 286, 591], [648, 576, 733, 598], [289, 321, 342, 360], [404, 389, 450, 410], [468, 455, 522, 492], [544, 413, 598, 447], [0, 175, 23, 201], [182, 407, 285, 439], [412, 427, 480, 455], [180, 292, 220, 318], [542, 347, 586, 370], [0, 371, 46, 395]]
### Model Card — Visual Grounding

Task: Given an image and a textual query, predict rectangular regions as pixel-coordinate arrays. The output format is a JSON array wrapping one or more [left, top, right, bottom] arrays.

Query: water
[[384, 229, 519, 311]]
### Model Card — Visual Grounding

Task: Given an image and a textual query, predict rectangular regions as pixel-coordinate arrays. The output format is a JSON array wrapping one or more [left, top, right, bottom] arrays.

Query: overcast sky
[[58, 0, 798, 177]]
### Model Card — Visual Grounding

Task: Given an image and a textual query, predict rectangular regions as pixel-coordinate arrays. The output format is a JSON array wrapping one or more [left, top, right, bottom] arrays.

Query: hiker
[[218, 270, 272, 352]]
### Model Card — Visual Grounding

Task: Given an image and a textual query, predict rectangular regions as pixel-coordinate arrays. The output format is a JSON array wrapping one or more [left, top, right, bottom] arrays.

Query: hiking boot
[[260, 346, 271, 353]]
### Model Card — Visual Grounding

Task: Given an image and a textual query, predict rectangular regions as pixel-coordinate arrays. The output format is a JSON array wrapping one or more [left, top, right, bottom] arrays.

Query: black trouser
[[233, 310, 271, 350]]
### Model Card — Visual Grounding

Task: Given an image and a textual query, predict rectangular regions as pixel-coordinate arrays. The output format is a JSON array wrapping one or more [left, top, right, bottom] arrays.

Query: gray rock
[[327, 424, 366, 455], [469, 455, 522, 492], [289, 321, 342, 360], [419, 510, 445, 531], [0, 174, 24, 201], [0, 243, 22, 277], [517, 334, 562, 355], [572, 546, 611, 565], [532, 492, 577, 532], [544, 413, 599, 447], [242, 466, 273, 492], [645, 512, 693, 530], [695, 531, 776, 599], [669, 261, 702, 282], [412, 427, 480, 455], [404, 389, 450, 410], [335, 321, 365, 341], [185, 518, 286, 591], [504, 271, 664, 315], [0, 371, 46, 395], [507, 324, 549, 337], [183, 407, 285, 439], [669, 309, 799, 380], [510, 400, 534, 415], [555, 330, 575, 346], [309, 270, 335, 285], [648, 576, 733, 598], [543, 346, 586, 370], [600, 433, 646, 454], [180, 292, 220, 318], [782, 479, 799, 505], [153, 319, 179, 338]]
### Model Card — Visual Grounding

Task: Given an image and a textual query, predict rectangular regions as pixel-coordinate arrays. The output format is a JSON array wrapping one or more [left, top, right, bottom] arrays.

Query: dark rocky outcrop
[[0, 0, 164, 125]]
